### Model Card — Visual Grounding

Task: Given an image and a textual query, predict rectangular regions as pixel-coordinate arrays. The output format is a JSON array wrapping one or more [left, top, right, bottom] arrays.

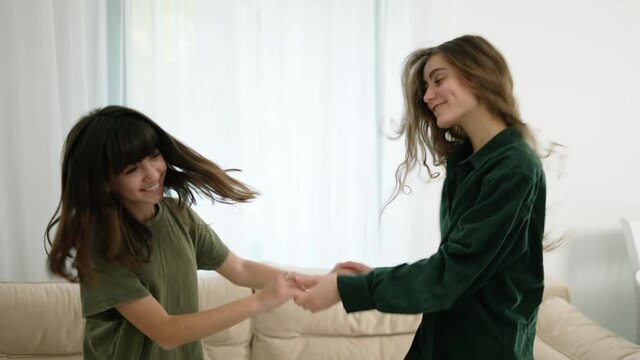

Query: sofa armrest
[[535, 297, 640, 360], [543, 276, 571, 303]]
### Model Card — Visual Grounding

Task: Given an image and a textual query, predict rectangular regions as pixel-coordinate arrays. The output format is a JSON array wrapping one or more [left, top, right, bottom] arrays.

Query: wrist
[[249, 293, 266, 314]]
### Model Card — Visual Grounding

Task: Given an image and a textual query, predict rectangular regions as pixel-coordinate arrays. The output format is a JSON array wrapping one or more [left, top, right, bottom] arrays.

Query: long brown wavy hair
[[45, 105, 258, 282], [387, 34, 538, 206]]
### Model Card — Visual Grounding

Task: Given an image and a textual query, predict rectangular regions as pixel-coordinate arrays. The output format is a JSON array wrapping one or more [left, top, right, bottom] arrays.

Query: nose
[[423, 86, 435, 104], [139, 159, 161, 181]]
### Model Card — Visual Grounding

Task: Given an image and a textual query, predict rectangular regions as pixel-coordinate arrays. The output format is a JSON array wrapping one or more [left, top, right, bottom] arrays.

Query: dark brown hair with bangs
[[45, 105, 258, 282]]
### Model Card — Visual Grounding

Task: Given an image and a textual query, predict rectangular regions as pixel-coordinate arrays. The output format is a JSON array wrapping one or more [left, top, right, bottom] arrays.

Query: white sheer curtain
[[0, 0, 445, 281], [124, 0, 442, 268], [0, 0, 108, 281]]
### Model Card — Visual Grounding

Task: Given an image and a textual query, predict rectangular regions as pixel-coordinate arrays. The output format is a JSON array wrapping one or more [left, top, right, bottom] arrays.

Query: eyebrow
[[425, 67, 447, 81]]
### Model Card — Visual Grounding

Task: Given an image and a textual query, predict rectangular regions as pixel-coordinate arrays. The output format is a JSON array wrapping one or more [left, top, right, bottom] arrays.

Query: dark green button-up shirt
[[338, 126, 546, 360]]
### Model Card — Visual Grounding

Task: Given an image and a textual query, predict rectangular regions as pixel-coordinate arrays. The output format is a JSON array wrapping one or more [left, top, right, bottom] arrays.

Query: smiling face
[[422, 53, 480, 130], [108, 149, 166, 222]]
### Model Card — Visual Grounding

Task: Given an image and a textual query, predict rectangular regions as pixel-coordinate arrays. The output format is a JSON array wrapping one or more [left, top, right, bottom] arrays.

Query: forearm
[[338, 261, 449, 314], [235, 260, 281, 289], [339, 253, 485, 314], [216, 252, 284, 289], [160, 294, 261, 349]]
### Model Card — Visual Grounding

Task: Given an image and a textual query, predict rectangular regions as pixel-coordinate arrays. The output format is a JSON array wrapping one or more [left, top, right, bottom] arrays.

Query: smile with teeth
[[143, 183, 161, 192], [432, 102, 446, 113]]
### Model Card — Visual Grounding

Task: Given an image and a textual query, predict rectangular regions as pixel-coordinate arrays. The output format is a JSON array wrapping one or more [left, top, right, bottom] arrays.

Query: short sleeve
[[80, 256, 150, 320], [184, 207, 230, 270]]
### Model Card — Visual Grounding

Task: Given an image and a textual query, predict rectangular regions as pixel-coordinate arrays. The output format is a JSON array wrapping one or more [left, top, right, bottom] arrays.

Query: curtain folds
[[124, 0, 440, 268], [1, 0, 439, 281], [0, 0, 109, 281]]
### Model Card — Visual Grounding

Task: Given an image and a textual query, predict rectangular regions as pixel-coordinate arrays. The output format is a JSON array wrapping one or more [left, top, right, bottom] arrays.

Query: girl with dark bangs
[[45, 105, 305, 359], [293, 35, 547, 360]]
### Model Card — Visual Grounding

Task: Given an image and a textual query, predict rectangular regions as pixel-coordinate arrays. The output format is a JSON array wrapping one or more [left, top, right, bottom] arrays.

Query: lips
[[142, 183, 161, 193], [431, 101, 446, 113]]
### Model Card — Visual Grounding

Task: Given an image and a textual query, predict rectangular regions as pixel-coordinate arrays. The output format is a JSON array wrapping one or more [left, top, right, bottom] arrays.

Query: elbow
[[158, 341, 179, 351], [157, 342, 174, 351], [155, 334, 184, 351], [148, 318, 184, 351], [152, 332, 179, 351]]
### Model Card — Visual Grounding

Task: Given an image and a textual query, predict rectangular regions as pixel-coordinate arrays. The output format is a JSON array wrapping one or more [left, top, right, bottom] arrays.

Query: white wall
[[430, 0, 640, 342]]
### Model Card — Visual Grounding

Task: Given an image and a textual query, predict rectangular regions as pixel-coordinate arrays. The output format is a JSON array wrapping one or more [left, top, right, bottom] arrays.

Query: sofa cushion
[[0, 272, 254, 360], [251, 296, 421, 360], [197, 271, 253, 360], [0, 281, 83, 358], [246, 266, 422, 360], [536, 297, 640, 360]]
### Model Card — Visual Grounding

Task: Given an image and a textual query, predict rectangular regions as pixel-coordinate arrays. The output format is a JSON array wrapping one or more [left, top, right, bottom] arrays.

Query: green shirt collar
[[460, 125, 522, 169]]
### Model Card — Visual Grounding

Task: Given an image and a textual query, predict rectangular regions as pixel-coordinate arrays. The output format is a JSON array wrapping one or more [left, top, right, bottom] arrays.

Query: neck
[[128, 204, 158, 223], [460, 106, 507, 152]]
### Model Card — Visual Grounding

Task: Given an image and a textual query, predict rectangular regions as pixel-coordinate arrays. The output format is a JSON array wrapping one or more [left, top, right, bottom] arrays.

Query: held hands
[[292, 273, 340, 312], [256, 261, 373, 314], [254, 271, 306, 314], [291, 261, 373, 313]]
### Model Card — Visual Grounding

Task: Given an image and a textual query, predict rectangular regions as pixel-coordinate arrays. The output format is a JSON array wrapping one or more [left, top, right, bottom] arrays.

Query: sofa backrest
[[251, 298, 420, 360], [0, 271, 253, 360], [198, 271, 253, 360], [0, 270, 420, 360], [0, 271, 575, 360], [0, 281, 83, 359]]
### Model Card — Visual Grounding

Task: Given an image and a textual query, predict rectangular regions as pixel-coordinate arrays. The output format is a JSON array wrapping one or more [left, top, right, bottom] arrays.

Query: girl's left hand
[[292, 273, 340, 312]]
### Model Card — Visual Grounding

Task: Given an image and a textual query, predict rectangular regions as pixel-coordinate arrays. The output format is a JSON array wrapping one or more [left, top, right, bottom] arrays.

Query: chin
[[436, 116, 462, 130], [436, 119, 454, 129]]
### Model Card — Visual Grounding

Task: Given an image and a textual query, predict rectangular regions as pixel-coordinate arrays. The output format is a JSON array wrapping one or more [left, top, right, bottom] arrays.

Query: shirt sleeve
[[338, 170, 539, 314], [184, 207, 230, 271], [80, 256, 150, 320]]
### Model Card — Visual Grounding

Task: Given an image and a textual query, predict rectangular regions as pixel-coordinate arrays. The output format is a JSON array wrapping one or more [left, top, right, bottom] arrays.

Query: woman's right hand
[[330, 261, 373, 275], [254, 272, 306, 314]]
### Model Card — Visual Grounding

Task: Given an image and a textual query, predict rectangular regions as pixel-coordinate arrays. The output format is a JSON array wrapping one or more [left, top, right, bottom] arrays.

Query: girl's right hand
[[330, 261, 373, 275], [254, 272, 306, 314]]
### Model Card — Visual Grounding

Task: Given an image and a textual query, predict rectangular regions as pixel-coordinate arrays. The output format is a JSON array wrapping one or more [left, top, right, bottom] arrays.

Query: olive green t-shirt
[[338, 126, 546, 359], [80, 198, 230, 360]]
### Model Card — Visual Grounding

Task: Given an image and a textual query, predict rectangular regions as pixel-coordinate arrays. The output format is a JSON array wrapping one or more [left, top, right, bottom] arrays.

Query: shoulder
[[160, 197, 206, 228], [161, 197, 194, 224], [491, 140, 543, 181], [161, 196, 181, 210]]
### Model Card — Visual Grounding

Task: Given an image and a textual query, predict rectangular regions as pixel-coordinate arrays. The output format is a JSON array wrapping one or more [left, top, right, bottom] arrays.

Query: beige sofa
[[1, 270, 639, 360]]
